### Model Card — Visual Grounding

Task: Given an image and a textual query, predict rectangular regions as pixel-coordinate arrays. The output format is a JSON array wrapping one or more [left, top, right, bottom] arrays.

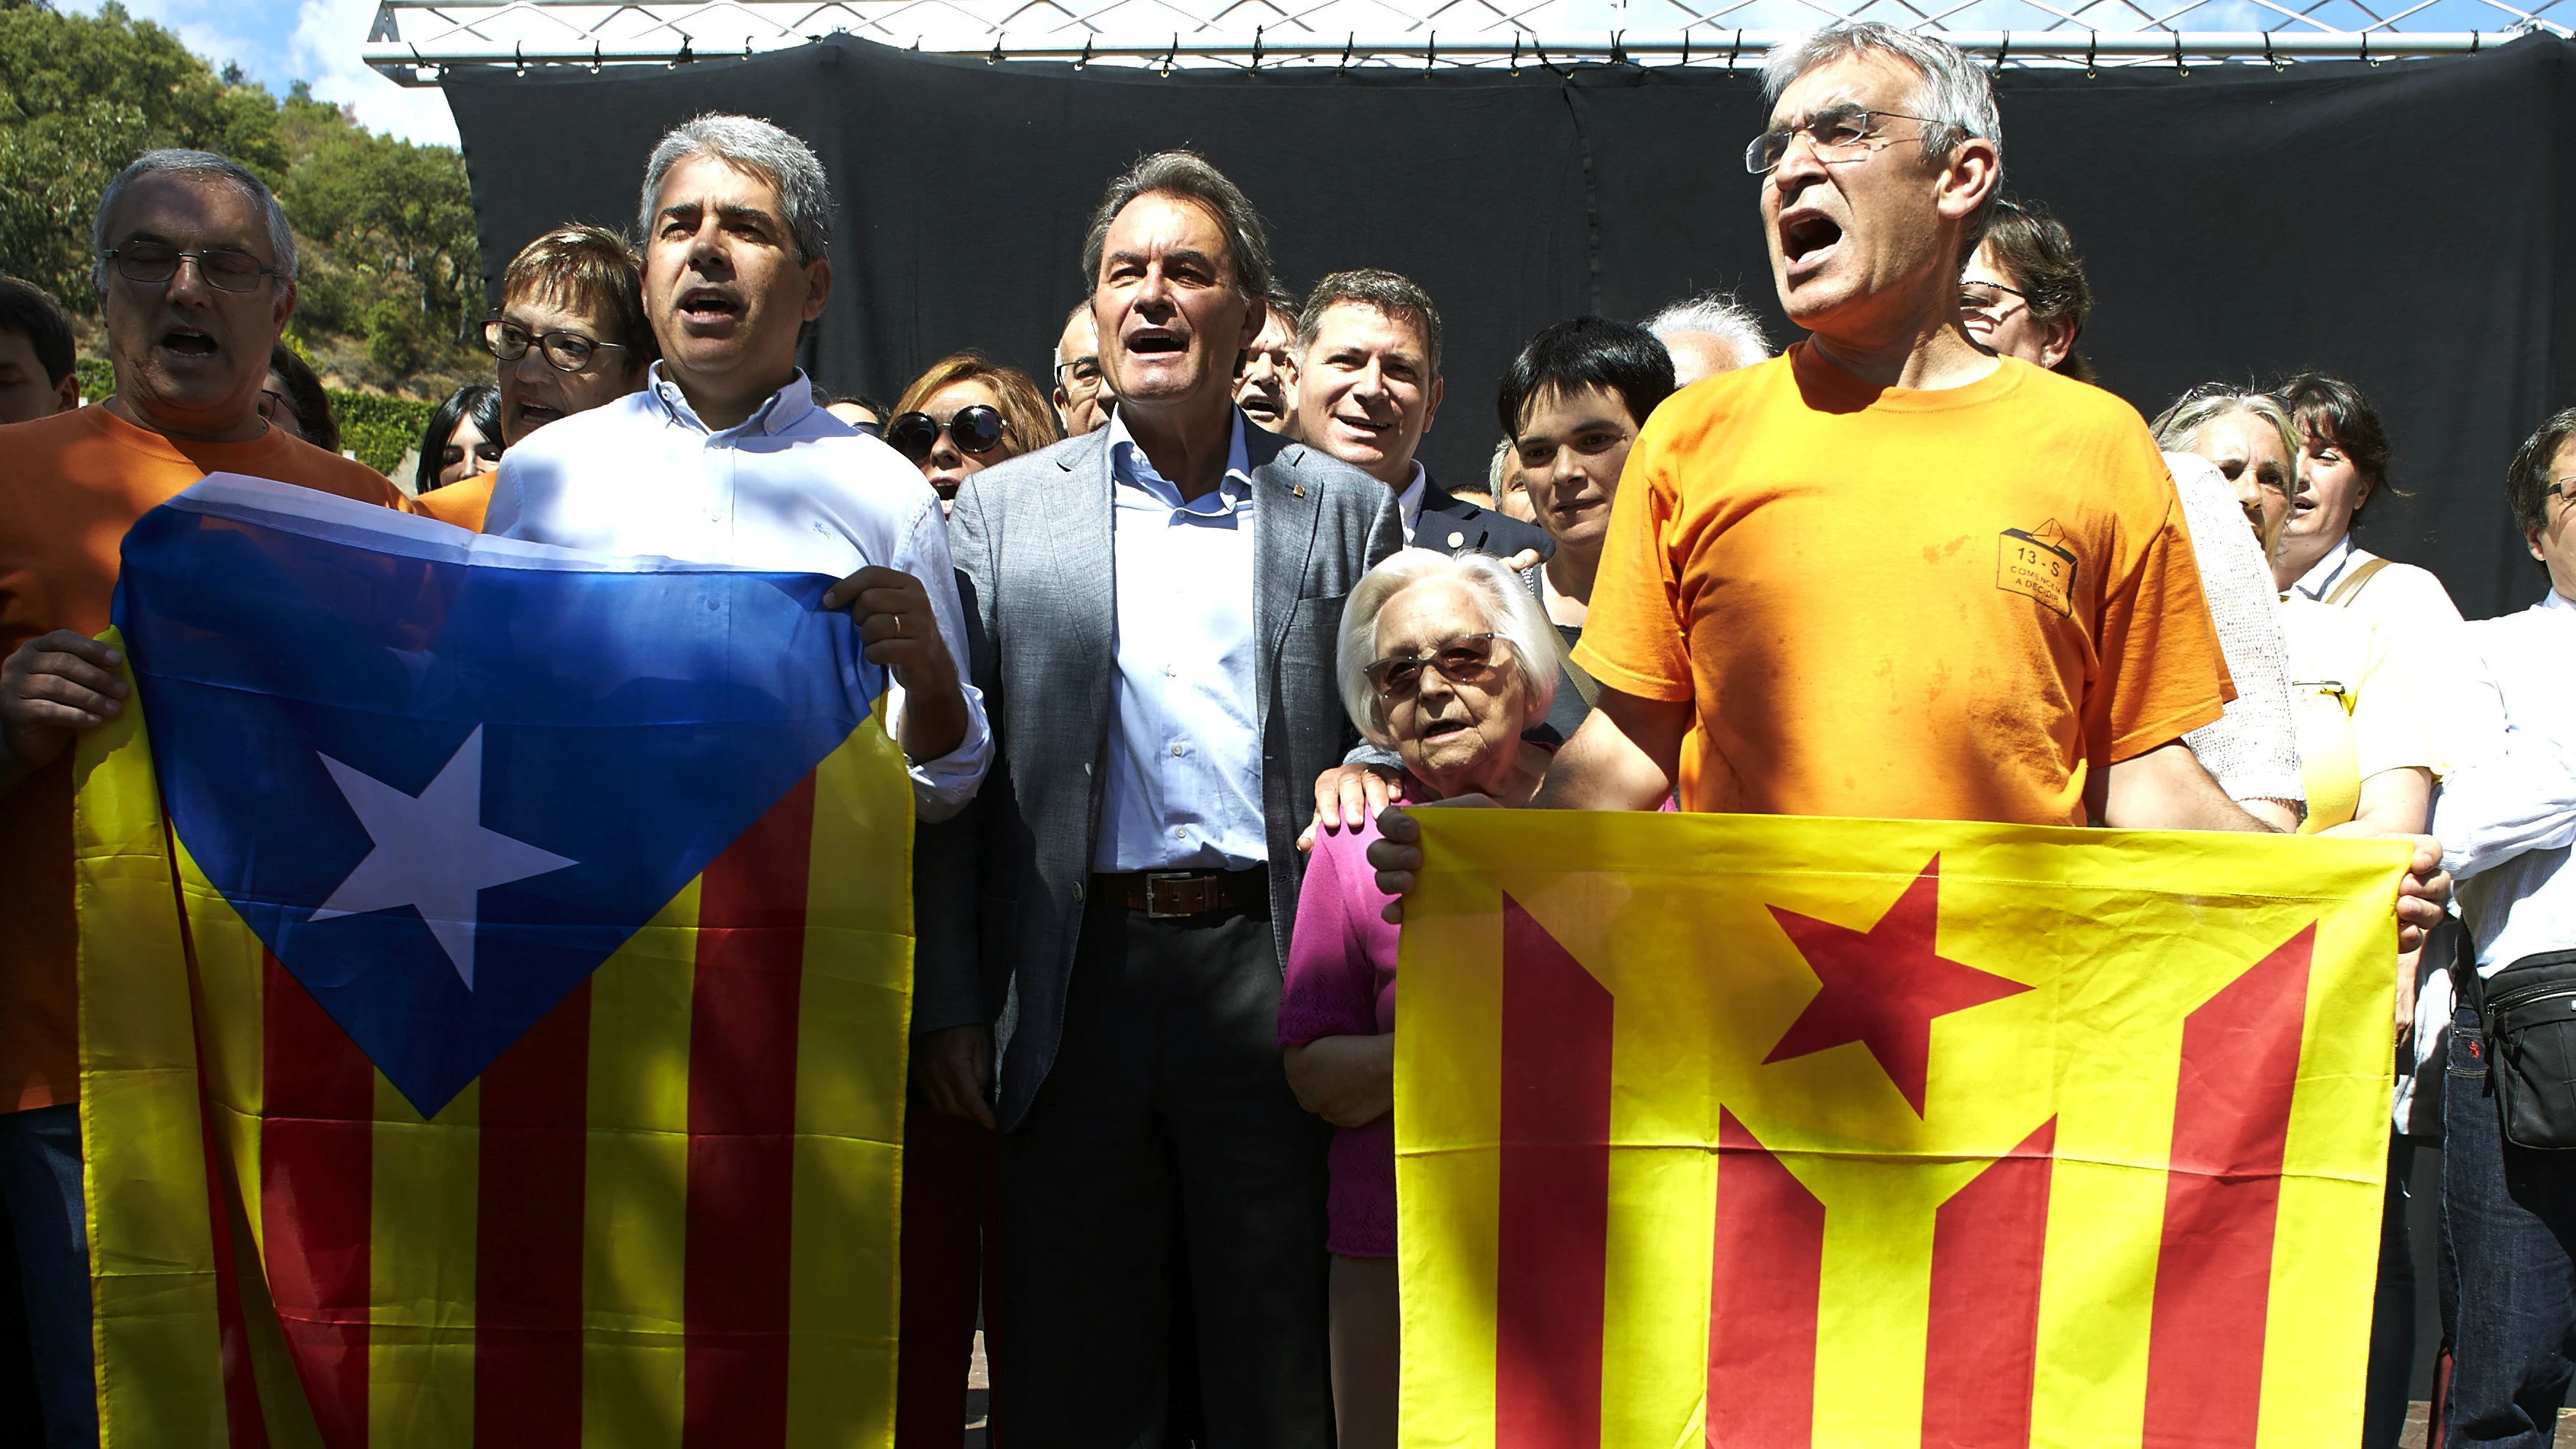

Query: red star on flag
[[1762, 856, 2030, 1116]]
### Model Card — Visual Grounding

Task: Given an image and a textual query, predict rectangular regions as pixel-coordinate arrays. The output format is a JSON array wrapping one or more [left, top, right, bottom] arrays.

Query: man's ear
[[1422, 374, 1445, 433], [2039, 315, 2080, 372], [1937, 138, 2001, 226], [2531, 525, 2550, 566], [801, 258, 832, 323], [272, 279, 298, 336], [52, 371, 82, 414]]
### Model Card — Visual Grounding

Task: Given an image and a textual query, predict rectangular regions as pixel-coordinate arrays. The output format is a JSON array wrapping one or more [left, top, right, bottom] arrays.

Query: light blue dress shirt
[[2436, 588, 2576, 975], [1094, 408, 1269, 872], [481, 365, 993, 822]]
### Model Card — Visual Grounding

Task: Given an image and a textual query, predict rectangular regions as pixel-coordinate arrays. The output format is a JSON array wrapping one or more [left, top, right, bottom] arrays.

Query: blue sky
[[67, 0, 461, 145]]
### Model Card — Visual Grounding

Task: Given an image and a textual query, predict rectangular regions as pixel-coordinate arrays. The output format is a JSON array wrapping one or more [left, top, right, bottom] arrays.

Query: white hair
[[639, 114, 832, 264], [1762, 22, 2003, 249], [92, 149, 298, 296], [1646, 293, 1773, 365], [1336, 549, 1561, 748]]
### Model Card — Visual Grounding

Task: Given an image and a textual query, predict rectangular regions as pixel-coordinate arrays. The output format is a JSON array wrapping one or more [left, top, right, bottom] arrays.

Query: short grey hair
[[1763, 22, 2004, 251], [1646, 293, 1773, 365], [1336, 549, 1561, 748], [1298, 267, 1443, 378], [2150, 385, 2299, 462], [1081, 151, 1277, 307], [92, 149, 297, 296], [639, 114, 832, 265]]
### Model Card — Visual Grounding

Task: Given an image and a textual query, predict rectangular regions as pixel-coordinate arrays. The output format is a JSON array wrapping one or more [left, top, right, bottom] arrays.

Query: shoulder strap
[[1560, 654, 1603, 710], [2323, 556, 2394, 609]]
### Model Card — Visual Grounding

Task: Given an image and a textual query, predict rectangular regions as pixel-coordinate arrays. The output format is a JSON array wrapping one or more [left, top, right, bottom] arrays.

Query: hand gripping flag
[[70, 475, 915, 1448], [1395, 810, 2414, 1449]]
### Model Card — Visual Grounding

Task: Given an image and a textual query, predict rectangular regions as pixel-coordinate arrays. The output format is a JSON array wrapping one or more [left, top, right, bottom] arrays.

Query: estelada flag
[[1395, 810, 2414, 1449], [71, 475, 913, 1448]]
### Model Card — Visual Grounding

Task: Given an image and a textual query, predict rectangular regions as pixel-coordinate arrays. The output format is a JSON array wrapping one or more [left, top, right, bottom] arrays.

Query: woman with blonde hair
[[888, 351, 1060, 514]]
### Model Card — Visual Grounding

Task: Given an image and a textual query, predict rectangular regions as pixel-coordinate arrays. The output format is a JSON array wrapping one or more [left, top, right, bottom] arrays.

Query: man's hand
[[822, 566, 966, 764], [1365, 796, 1500, 923], [1, 631, 127, 793], [1299, 764, 1403, 853], [1499, 547, 1543, 573], [914, 1023, 995, 1129], [2396, 836, 2450, 957]]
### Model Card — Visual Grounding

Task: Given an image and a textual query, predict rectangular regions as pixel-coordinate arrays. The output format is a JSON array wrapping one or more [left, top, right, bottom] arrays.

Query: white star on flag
[[310, 726, 576, 989]]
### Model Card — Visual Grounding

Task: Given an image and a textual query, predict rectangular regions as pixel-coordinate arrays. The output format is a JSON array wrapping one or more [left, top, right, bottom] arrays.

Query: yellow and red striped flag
[[1396, 809, 2412, 1449], [71, 477, 912, 1448]]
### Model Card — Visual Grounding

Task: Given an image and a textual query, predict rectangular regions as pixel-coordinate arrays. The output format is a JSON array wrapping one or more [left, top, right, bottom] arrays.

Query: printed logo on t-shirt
[[1997, 521, 2079, 618]]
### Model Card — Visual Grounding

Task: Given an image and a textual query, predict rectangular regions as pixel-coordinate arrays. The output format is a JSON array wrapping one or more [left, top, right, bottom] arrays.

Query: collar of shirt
[[1106, 406, 1254, 518], [643, 362, 819, 440], [1395, 461, 1428, 544], [2292, 534, 2359, 601]]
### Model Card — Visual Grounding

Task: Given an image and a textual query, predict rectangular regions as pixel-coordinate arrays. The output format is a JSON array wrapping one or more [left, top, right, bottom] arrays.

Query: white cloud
[[294, 0, 462, 146]]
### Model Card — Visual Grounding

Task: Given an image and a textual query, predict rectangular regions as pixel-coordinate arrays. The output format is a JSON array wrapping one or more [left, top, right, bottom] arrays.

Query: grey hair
[[91, 149, 298, 296], [1336, 549, 1561, 749], [1645, 292, 1773, 366], [1297, 267, 1443, 378], [1080, 151, 1277, 306], [2150, 386, 2300, 462], [1762, 22, 2004, 252], [1486, 436, 1513, 494], [638, 114, 832, 265]]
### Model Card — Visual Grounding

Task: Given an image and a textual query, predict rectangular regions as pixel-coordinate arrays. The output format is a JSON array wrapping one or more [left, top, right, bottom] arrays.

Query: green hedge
[[72, 358, 435, 478]]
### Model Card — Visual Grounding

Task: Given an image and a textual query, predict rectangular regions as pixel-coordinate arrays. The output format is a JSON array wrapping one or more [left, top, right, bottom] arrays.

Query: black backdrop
[[446, 35, 2576, 619]]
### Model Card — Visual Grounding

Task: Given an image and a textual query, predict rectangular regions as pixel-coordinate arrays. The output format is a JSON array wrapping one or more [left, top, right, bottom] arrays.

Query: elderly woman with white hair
[[1277, 547, 1561, 1449]]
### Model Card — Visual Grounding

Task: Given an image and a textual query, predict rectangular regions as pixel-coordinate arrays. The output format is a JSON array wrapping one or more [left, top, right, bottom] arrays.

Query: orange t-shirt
[[415, 471, 497, 531], [1572, 346, 2232, 826], [0, 405, 409, 1112]]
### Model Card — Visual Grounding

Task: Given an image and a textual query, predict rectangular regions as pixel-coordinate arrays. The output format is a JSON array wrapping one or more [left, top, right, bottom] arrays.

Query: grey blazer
[[915, 415, 1401, 1129]]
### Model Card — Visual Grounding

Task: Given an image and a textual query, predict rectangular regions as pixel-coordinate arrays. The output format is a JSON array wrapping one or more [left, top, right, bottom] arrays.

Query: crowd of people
[[0, 17, 2571, 1449]]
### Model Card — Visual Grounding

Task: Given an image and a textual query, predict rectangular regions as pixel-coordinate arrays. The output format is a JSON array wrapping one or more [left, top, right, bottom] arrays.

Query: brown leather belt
[[1095, 868, 1267, 919]]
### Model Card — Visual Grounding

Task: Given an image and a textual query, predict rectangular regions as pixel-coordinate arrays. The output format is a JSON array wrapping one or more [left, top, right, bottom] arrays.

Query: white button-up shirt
[[1093, 408, 1267, 872], [481, 366, 992, 822], [1395, 461, 1428, 545], [2434, 589, 2576, 975]]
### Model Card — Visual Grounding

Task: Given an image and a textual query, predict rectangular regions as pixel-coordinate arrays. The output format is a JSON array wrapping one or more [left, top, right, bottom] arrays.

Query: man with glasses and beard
[[916, 150, 1395, 1445], [0, 148, 414, 1448], [1370, 25, 2449, 938], [480, 114, 989, 827]]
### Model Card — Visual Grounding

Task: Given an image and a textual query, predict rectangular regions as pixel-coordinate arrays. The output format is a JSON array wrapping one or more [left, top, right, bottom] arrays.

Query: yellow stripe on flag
[[370, 1071, 479, 1448], [784, 714, 914, 1448], [72, 630, 228, 1447]]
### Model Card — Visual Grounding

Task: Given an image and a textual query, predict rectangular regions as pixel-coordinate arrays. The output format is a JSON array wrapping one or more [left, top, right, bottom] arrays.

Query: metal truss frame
[[361, 0, 2570, 84]]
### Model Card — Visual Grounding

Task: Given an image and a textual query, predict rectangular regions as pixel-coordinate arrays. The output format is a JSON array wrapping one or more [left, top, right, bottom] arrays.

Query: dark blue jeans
[[0, 1105, 95, 1448], [2443, 1005, 2576, 1447]]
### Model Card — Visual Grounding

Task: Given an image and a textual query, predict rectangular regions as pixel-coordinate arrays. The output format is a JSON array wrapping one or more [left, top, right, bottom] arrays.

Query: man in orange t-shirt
[[0, 149, 408, 1442], [1369, 25, 2449, 946]]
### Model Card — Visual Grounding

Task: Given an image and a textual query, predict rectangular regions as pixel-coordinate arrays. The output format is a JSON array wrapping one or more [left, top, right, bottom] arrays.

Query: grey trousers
[[997, 893, 1334, 1449]]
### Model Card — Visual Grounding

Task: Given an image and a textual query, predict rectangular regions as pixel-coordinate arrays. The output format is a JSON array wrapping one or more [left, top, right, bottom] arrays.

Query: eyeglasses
[[1055, 358, 1106, 395], [1745, 104, 1936, 174], [886, 406, 1008, 463], [1959, 280, 2031, 322], [101, 242, 280, 293], [2545, 478, 2576, 511], [255, 388, 298, 433], [482, 319, 627, 373], [1366, 633, 1506, 702]]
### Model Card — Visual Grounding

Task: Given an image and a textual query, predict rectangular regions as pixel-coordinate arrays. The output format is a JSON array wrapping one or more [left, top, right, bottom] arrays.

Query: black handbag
[[2469, 948, 2576, 1151]]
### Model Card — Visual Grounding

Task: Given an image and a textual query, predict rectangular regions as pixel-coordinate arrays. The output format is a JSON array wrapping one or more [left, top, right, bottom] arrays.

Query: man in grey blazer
[[914, 151, 1398, 1445]]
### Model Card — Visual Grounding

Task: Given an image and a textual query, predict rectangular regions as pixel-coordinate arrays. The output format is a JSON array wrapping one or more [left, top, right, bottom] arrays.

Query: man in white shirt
[[2432, 407, 2576, 1449], [480, 114, 988, 823]]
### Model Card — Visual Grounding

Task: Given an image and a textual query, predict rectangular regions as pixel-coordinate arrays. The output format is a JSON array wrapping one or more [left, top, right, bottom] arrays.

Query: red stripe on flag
[[198, 1039, 272, 1448], [473, 978, 591, 1447], [682, 772, 816, 1448], [1921, 1117, 2057, 1449], [2141, 924, 2316, 1448], [1494, 894, 1612, 1449], [260, 952, 374, 1449], [1707, 1109, 1824, 1448]]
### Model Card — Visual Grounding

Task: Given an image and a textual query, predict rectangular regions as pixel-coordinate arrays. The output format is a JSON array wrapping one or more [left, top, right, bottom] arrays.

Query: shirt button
[[1170, 743, 1186, 757], [1171, 826, 1186, 840]]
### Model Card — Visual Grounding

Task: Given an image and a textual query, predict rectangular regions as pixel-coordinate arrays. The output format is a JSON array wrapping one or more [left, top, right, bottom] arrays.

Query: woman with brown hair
[[889, 351, 1060, 514]]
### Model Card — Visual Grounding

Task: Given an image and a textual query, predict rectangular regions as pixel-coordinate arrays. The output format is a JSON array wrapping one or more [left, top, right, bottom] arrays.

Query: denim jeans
[[0, 1105, 95, 1448], [2443, 1005, 2576, 1448]]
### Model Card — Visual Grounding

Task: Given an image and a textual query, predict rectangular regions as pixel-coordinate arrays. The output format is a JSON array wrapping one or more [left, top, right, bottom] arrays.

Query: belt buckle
[[1143, 871, 1200, 919]]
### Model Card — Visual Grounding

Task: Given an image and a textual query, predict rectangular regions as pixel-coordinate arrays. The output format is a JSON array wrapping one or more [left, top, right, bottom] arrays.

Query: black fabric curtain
[[446, 35, 2576, 619]]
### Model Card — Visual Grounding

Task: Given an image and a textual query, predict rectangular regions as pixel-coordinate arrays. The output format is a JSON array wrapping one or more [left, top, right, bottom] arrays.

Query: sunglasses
[[1366, 633, 1505, 702], [886, 405, 1008, 463]]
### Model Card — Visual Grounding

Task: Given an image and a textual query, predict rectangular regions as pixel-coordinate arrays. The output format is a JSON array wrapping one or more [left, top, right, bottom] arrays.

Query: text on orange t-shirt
[[1572, 346, 2232, 826], [0, 404, 408, 1112]]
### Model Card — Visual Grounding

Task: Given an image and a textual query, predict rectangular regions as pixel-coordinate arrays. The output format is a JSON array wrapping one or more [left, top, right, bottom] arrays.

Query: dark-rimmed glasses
[[1959, 280, 2031, 322], [886, 406, 1008, 463], [101, 242, 280, 293], [1055, 357, 1106, 395], [2545, 478, 2576, 513], [1366, 633, 1505, 703], [482, 318, 627, 373], [1745, 104, 1937, 174]]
